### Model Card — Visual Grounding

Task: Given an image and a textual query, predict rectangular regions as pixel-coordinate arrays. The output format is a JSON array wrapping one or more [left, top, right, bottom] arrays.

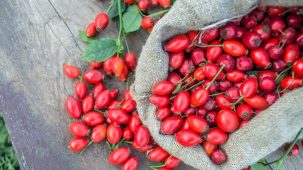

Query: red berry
[[186, 115, 209, 134], [293, 59, 303, 77], [95, 90, 112, 109], [89, 61, 103, 69], [223, 40, 247, 57], [141, 16, 154, 29], [205, 128, 228, 145], [91, 124, 107, 143], [124, 0, 135, 5], [236, 104, 254, 120], [123, 127, 133, 141], [259, 77, 276, 92], [191, 48, 205, 65], [175, 129, 202, 147], [122, 157, 138, 170], [169, 52, 184, 69], [220, 22, 237, 40], [83, 69, 104, 84], [240, 77, 258, 98], [147, 146, 169, 162], [203, 141, 217, 156], [121, 99, 137, 113], [236, 56, 253, 72], [206, 40, 223, 62], [161, 116, 183, 134], [108, 148, 130, 165], [165, 156, 181, 169], [63, 64, 81, 79], [164, 34, 190, 53], [211, 149, 227, 165], [74, 81, 88, 100], [83, 111, 104, 126], [217, 109, 239, 132], [242, 31, 262, 49], [173, 90, 190, 113], [269, 17, 286, 32], [129, 113, 142, 133], [93, 83, 106, 98], [95, 12, 109, 30], [107, 123, 123, 144], [82, 94, 94, 113], [283, 44, 300, 63], [108, 109, 130, 124], [158, 0, 171, 8], [124, 51, 137, 70], [149, 94, 170, 107], [65, 96, 82, 119], [68, 137, 88, 152], [85, 23, 97, 37], [250, 48, 271, 67], [243, 95, 269, 110], [226, 70, 246, 83], [152, 80, 175, 96], [69, 122, 90, 137], [134, 125, 150, 147], [191, 88, 209, 107], [137, 0, 150, 11]]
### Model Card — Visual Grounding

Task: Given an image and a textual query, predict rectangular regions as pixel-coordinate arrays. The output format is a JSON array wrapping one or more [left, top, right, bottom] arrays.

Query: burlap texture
[[131, 0, 303, 169]]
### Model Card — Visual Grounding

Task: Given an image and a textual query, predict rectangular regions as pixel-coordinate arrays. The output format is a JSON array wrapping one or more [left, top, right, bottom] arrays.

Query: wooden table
[[0, 0, 302, 169]]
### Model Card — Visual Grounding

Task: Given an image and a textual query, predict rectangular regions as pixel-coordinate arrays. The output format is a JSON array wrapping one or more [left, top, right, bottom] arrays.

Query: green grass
[[0, 112, 19, 170]]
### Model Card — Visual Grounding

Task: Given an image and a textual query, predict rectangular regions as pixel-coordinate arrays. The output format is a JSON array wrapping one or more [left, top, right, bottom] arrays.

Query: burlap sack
[[131, 0, 303, 169]]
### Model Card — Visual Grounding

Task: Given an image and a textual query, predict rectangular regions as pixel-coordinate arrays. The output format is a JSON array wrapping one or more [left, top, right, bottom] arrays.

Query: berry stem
[[106, 0, 115, 13], [148, 9, 170, 18], [123, 33, 130, 52], [80, 140, 93, 155], [185, 80, 204, 91], [205, 64, 225, 91], [195, 44, 223, 48], [116, 0, 124, 55], [262, 128, 303, 168], [275, 65, 292, 82], [232, 96, 244, 106]]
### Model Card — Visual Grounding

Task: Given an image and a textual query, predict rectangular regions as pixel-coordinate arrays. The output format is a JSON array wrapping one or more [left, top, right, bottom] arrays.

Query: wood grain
[[0, 0, 302, 170]]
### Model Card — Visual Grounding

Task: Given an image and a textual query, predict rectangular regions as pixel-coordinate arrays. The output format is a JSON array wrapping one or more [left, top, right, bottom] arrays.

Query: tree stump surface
[[0, 0, 302, 169]]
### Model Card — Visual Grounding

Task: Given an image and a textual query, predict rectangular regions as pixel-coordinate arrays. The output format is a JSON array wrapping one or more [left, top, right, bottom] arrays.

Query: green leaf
[[122, 5, 142, 33], [250, 162, 268, 170], [108, 0, 126, 19], [81, 38, 117, 62], [79, 31, 94, 43]]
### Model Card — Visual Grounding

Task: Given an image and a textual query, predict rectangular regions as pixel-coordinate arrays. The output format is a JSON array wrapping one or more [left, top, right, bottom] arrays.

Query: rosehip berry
[[211, 149, 227, 165], [164, 34, 190, 53], [124, 51, 137, 70], [95, 12, 109, 30], [161, 116, 183, 135], [63, 64, 80, 79], [85, 23, 97, 37], [108, 148, 130, 165], [217, 109, 239, 132], [68, 137, 89, 152]]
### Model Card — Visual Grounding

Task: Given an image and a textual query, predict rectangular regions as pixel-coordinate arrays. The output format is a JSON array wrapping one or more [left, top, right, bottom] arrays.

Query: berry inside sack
[[131, 0, 303, 170]]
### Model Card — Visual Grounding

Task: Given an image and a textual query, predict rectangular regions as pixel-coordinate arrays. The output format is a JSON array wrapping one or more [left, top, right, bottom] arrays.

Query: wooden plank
[[0, 0, 302, 170]]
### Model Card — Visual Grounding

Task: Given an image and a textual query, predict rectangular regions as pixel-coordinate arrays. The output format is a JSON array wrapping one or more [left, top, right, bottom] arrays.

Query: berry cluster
[[63, 64, 182, 170], [149, 5, 303, 165]]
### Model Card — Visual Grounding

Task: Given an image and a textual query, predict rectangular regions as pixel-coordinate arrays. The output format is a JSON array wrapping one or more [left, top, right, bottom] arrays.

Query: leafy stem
[[116, 0, 124, 55], [148, 9, 170, 18], [106, 0, 115, 13], [260, 128, 303, 169]]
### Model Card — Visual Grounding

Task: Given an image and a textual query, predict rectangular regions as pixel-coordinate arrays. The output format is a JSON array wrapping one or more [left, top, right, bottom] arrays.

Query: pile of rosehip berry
[[63, 63, 181, 170], [85, 0, 172, 39], [149, 5, 303, 165]]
